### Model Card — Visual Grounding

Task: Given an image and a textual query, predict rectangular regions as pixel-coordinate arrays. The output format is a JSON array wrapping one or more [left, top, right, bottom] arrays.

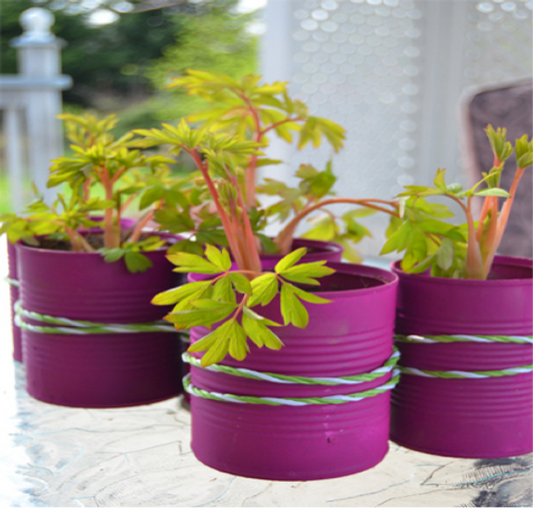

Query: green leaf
[[436, 238, 454, 271], [280, 284, 309, 328], [99, 248, 125, 263], [124, 252, 153, 273], [248, 273, 279, 307], [213, 276, 236, 303], [433, 168, 447, 190], [274, 247, 307, 273], [280, 261, 335, 285], [152, 280, 212, 306], [204, 245, 232, 271], [198, 329, 230, 366], [228, 321, 249, 361], [241, 314, 284, 350], [229, 273, 253, 295], [167, 251, 222, 274], [474, 188, 511, 198], [165, 304, 234, 329], [288, 283, 332, 304]]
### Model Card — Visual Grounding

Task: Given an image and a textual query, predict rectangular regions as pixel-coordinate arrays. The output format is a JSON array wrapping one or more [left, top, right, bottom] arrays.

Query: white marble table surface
[[1, 237, 531, 508]]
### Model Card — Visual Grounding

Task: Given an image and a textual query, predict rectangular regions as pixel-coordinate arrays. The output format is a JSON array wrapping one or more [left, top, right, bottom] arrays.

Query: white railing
[[0, 8, 71, 211]]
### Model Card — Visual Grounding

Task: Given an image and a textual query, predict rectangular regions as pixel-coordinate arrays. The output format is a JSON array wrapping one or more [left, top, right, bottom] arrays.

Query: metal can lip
[[390, 255, 533, 286]]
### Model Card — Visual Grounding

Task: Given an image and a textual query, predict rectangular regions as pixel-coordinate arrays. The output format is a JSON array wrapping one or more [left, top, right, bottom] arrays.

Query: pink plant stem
[[185, 148, 247, 270], [275, 197, 399, 255], [234, 177, 262, 273], [482, 166, 526, 277], [100, 168, 118, 249], [463, 197, 485, 279], [240, 92, 262, 210], [128, 210, 154, 244]]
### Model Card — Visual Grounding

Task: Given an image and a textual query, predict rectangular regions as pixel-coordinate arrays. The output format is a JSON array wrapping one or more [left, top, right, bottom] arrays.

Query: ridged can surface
[[7, 241, 22, 362], [188, 262, 398, 481], [17, 234, 185, 408], [390, 256, 533, 458]]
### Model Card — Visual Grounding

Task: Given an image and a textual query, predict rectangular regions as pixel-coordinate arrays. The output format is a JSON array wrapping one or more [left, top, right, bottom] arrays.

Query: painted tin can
[[7, 241, 22, 362], [188, 262, 398, 481], [17, 233, 185, 408], [390, 256, 533, 458]]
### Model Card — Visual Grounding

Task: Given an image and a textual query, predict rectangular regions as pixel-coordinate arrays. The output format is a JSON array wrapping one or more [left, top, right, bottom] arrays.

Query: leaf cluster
[[152, 246, 334, 366], [383, 125, 532, 278], [168, 70, 346, 152]]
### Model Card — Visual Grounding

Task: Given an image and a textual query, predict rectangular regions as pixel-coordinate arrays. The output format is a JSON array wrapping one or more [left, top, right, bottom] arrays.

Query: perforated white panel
[[261, 0, 532, 256]]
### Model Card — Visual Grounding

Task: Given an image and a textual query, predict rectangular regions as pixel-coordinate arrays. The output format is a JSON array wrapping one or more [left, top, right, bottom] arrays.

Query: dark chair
[[461, 80, 532, 258]]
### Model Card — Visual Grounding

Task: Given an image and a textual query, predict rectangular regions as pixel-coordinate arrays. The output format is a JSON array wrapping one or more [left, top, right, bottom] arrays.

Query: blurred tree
[[1, 0, 258, 121], [1, 0, 181, 108], [145, 0, 257, 122]]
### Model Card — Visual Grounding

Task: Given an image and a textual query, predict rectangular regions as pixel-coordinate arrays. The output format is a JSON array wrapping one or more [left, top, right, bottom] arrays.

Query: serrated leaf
[[204, 245, 232, 271], [228, 322, 249, 361], [229, 273, 253, 295], [288, 283, 332, 304], [241, 314, 284, 350], [248, 273, 279, 307], [280, 284, 309, 328], [124, 252, 153, 273], [165, 305, 234, 329], [99, 248, 125, 263], [274, 247, 307, 273], [280, 261, 335, 285], [167, 251, 222, 274], [152, 280, 212, 306], [213, 276, 236, 303], [242, 306, 281, 326]]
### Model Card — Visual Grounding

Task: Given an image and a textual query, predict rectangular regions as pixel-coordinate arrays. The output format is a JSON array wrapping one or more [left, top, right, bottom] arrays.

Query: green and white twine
[[183, 372, 401, 406], [395, 333, 533, 345], [398, 364, 533, 379], [5, 276, 19, 288], [14, 300, 177, 335], [183, 348, 401, 406], [182, 348, 400, 386], [394, 333, 533, 379]]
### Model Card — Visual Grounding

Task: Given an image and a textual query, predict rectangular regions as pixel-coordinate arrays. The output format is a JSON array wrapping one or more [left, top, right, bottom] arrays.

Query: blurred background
[[1, 0, 532, 257]]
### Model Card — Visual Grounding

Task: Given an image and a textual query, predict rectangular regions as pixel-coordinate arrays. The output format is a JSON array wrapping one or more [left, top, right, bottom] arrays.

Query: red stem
[[275, 197, 399, 255], [185, 148, 247, 269]]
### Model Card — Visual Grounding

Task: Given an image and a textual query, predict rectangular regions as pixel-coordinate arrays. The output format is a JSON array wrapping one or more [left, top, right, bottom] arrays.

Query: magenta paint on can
[[258, 238, 343, 269], [390, 256, 533, 458], [187, 262, 398, 481], [17, 233, 186, 408], [7, 241, 22, 362]]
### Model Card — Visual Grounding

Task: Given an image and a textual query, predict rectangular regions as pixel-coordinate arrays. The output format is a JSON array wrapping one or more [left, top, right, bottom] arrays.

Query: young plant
[[0, 112, 191, 272], [134, 70, 400, 267], [382, 126, 532, 279], [152, 245, 334, 366]]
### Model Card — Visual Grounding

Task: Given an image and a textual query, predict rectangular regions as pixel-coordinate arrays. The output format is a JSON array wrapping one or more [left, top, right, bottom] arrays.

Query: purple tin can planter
[[7, 241, 22, 362], [17, 235, 186, 408], [181, 238, 344, 407], [390, 256, 533, 458], [187, 262, 398, 481]]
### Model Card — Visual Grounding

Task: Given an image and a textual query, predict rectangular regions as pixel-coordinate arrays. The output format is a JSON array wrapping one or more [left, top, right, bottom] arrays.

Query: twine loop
[[183, 347, 401, 406], [14, 300, 177, 335], [394, 333, 533, 379], [183, 347, 400, 386], [5, 276, 20, 288]]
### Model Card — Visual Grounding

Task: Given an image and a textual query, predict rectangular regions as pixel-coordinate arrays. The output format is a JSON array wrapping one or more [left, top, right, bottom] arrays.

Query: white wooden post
[[1, 8, 72, 209]]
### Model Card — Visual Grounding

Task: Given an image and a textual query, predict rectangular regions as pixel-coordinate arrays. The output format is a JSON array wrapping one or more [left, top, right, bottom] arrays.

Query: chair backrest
[[461, 81, 533, 258]]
